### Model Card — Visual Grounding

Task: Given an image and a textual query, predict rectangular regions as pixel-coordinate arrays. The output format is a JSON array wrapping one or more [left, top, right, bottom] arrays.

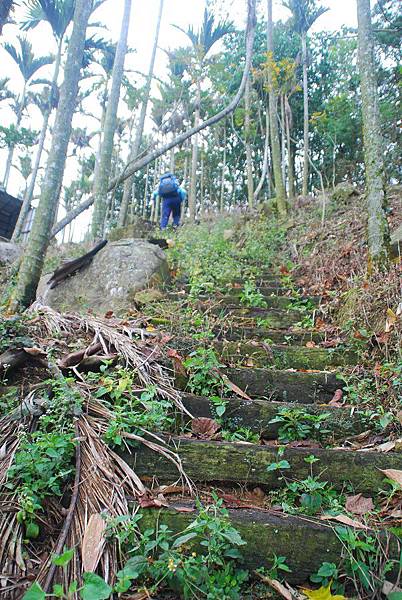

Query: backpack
[[158, 173, 179, 198]]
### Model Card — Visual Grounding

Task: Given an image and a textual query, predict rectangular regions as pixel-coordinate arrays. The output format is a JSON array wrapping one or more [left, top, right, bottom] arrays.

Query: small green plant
[[221, 427, 259, 444], [0, 315, 31, 352], [266, 460, 291, 472], [239, 281, 267, 308], [271, 475, 344, 516], [310, 562, 340, 589], [108, 496, 250, 599], [269, 407, 331, 443], [183, 348, 225, 396], [23, 548, 112, 599], [210, 395, 228, 418], [256, 554, 292, 581]]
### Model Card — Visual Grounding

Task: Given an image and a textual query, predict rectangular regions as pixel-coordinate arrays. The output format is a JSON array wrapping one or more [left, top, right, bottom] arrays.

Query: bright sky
[[0, 0, 357, 238]]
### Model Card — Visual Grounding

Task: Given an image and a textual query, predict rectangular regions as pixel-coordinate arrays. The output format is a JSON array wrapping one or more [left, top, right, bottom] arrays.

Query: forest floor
[[0, 186, 401, 599]]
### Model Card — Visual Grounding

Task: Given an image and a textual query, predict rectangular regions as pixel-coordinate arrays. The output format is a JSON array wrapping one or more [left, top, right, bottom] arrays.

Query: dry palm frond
[[28, 302, 192, 417]]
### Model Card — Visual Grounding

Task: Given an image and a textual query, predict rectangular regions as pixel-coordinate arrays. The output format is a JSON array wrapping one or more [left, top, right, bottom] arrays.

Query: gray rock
[[37, 238, 170, 314], [0, 240, 21, 266], [330, 182, 358, 204]]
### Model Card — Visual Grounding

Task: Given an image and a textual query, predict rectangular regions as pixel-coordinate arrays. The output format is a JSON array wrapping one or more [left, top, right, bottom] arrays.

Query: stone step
[[222, 367, 341, 403], [129, 439, 402, 494], [139, 504, 400, 585], [180, 393, 367, 439], [212, 326, 325, 345], [215, 341, 356, 370], [168, 292, 300, 310], [211, 306, 302, 329]]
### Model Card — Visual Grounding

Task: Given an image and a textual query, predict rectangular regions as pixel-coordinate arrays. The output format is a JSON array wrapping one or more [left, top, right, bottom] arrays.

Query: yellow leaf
[[301, 583, 347, 600]]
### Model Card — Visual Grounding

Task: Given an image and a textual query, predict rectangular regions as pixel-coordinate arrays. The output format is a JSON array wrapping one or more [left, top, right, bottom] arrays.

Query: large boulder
[[37, 239, 170, 314], [391, 223, 402, 260], [0, 239, 21, 266]]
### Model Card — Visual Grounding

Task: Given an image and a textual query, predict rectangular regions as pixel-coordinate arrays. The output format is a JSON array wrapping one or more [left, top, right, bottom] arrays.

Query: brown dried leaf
[[305, 341, 316, 348], [377, 441, 395, 453], [220, 374, 252, 401], [82, 513, 106, 572], [329, 389, 343, 406], [320, 514, 368, 529], [380, 469, 402, 487], [192, 417, 220, 439], [345, 494, 374, 515], [167, 348, 186, 376]]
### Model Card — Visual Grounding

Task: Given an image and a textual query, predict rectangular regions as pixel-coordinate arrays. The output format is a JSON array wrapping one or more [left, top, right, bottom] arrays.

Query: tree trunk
[[301, 31, 309, 197], [189, 78, 201, 221], [220, 122, 227, 212], [254, 106, 270, 202], [91, 0, 132, 238], [267, 0, 286, 217], [285, 95, 295, 201], [118, 0, 164, 227], [8, 0, 93, 310], [356, 0, 390, 268], [280, 94, 286, 190], [12, 37, 64, 242], [3, 82, 26, 189], [245, 77, 254, 208], [51, 0, 257, 237]]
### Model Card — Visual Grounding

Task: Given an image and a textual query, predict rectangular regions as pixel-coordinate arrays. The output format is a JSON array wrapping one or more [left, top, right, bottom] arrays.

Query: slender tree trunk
[[254, 106, 270, 202], [280, 93, 286, 190], [91, 0, 132, 238], [284, 95, 294, 201], [3, 83, 26, 188], [12, 38, 64, 242], [118, 0, 164, 227], [200, 154, 205, 214], [267, 0, 286, 216], [245, 77, 254, 208], [51, 0, 257, 237], [220, 123, 227, 212], [301, 31, 309, 197], [169, 146, 175, 172], [356, 0, 390, 268], [142, 164, 150, 217], [8, 0, 93, 310], [189, 78, 201, 220]]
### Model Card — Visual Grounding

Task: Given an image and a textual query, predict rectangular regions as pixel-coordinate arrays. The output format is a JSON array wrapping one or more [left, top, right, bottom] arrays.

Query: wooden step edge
[[139, 502, 401, 585], [125, 438, 402, 494], [179, 392, 368, 438]]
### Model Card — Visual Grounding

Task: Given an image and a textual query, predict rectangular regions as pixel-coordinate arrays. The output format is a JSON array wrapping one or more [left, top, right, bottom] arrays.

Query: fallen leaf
[[104, 310, 114, 319], [397, 411, 402, 425], [23, 346, 46, 357], [385, 308, 398, 333], [380, 469, 402, 487], [320, 513, 368, 529], [138, 492, 169, 509], [305, 341, 316, 348], [255, 572, 295, 600], [301, 583, 346, 600], [382, 581, 402, 597], [167, 348, 186, 376], [192, 417, 220, 438], [377, 441, 396, 453], [220, 374, 252, 401], [288, 440, 321, 449], [171, 505, 195, 513], [155, 485, 186, 495], [82, 513, 106, 572], [329, 389, 343, 406], [345, 494, 374, 515]]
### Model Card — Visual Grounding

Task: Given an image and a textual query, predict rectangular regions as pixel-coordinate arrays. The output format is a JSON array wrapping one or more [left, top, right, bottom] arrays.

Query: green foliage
[[0, 124, 38, 149], [269, 407, 331, 443], [110, 496, 249, 599], [256, 554, 292, 581], [221, 427, 259, 444], [0, 315, 31, 352], [271, 474, 344, 516], [183, 347, 225, 397], [239, 280, 267, 308], [88, 368, 174, 447], [310, 562, 339, 589]]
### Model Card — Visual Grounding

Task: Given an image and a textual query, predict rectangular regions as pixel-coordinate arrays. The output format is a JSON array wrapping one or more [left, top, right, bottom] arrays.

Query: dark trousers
[[160, 196, 181, 229]]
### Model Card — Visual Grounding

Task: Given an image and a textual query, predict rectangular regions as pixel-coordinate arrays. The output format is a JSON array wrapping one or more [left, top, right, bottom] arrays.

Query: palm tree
[[118, 0, 164, 227], [174, 9, 234, 220], [12, 0, 105, 241], [91, 0, 132, 239], [9, 0, 94, 310], [2, 36, 53, 188], [356, 0, 390, 268], [283, 0, 328, 196], [0, 0, 15, 34]]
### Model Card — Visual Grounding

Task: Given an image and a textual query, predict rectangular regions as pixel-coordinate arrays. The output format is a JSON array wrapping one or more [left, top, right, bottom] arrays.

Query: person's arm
[[179, 187, 187, 202]]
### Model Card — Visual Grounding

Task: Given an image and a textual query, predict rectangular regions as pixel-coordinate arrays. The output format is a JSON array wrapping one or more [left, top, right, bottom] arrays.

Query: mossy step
[[223, 367, 341, 403], [180, 393, 367, 439], [180, 284, 291, 296], [139, 505, 401, 585], [213, 326, 325, 345], [127, 439, 402, 493], [215, 341, 356, 370], [169, 293, 302, 310], [210, 307, 302, 328]]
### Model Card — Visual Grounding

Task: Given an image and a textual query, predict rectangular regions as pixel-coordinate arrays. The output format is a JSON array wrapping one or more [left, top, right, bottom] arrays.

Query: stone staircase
[[126, 270, 402, 586]]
